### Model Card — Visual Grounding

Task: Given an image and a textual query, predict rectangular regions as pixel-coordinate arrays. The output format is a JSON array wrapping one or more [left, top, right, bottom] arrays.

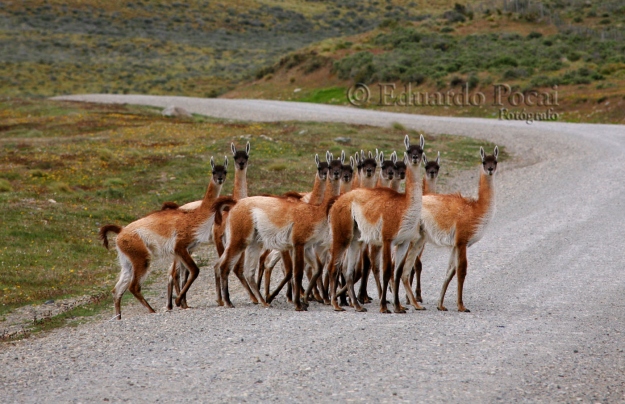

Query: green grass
[[298, 87, 346, 104], [0, 98, 505, 317]]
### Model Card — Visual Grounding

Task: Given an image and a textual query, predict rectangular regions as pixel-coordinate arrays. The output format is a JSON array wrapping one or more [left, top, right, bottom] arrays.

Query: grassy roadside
[[0, 98, 505, 333]]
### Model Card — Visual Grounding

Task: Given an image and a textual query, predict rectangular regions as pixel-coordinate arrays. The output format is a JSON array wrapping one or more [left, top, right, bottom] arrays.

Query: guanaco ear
[[403, 151, 409, 164], [315, 153, 320, 168], [436, 151, 440, 165], [422, 153, 428, 164], [420, 134, 425, 149], [340, 150, 345, 164], [368, 151, 373, 159], [375, 149, 380, 163], [210, 156, 215, 170], [360, 150, 365, 161], [404, 134, 410, 150], [246, 141, 251, 155], [223, 156, 228, 169], [480, 146, 485, 161], [354, 152, 360, 164], [231, 142, 237, 155], [350, 156, 355, 169], [326, 150, 331, 163], [391, 151, 397, 164], [494, 146, 499, 160], [379, 151, 384, 163]]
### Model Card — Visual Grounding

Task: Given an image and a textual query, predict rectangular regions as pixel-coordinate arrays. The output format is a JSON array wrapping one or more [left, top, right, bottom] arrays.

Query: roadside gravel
[[0, 95, 622, 402]]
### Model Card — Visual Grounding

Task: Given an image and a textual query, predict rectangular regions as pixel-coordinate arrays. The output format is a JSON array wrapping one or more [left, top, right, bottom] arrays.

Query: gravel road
[[2, 94, 624, 402]]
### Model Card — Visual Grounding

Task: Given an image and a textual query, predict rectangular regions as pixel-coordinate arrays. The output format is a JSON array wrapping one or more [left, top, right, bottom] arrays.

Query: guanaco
[[168, 142, 255, 309], [412, 146, 498, 312], [328, 135, 426, 313], [216, 152, 345, 310], [99, 157, 230, 319], [257, 152, 332, 302], [408, 151, 441, 304]]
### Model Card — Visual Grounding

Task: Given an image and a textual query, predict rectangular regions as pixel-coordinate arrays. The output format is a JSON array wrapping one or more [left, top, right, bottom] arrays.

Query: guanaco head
[[480, 146, 499, 176], [328, 150, 345, 181], [361, 150, 378, 178], [404, 134, 425, 166], [424, 151, 441, 180], [393, 151, 407, 180], [342, 156, 355, 183], [231, 141, 250, 171], [210, 156, 228, 185], [378, 151, 396, 181], [314, 153, 329, 181]]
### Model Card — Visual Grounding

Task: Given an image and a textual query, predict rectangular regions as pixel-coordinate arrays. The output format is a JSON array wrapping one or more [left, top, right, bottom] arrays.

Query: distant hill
[[1, 0, 624, 123]]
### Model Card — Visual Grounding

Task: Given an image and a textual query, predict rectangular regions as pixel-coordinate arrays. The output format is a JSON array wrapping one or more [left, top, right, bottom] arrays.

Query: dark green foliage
[[334, 28, 619, 86]]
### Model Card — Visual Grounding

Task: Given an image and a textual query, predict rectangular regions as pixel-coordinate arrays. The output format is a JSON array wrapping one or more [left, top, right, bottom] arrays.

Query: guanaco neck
[[340, 180, 353, 194], [404, 163, 422, 205], [422, 176, 437, 195], [309, 173, 325, 205], [476, 171, 495, 216], [321, 176, 341, 207], [196, 179, 223, 216], [233, 166, 247, 200], [360, 172, 377, 189]]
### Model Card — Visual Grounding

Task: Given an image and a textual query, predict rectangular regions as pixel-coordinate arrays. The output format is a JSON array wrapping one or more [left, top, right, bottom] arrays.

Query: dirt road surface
[[1, 94, 623, 402]]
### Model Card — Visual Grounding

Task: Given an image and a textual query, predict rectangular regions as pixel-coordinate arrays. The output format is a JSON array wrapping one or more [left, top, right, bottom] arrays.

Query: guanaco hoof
[[380, 308, 391, 314], [356, 307, 367, 313], [437, 305, 448, 311], [394, 308, 407, 314], [459, 307, 471, 312], [334, 306, 346, 312], [413, 305, 426, 311]]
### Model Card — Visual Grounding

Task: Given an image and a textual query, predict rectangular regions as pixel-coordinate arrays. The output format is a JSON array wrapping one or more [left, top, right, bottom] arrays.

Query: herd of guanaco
[[100, 135, 499, 319]]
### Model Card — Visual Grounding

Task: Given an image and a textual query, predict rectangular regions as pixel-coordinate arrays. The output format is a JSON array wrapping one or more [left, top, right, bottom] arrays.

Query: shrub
[[103, 178, 127, 187], [267, 163, 287, 171], [527, 31, 543, 39], [49, 181, 72, 193], [450, 76, 464, 87], [98, 148, 115, 162], [0, 179, 13, 193], [442, 10, 465, 23], [530, 75, 560, 88], [467, 74, 479, 90], [401, 69, 426, 85], [255, 65, 275, 80], [391, 122, 406, 131], [568, 52, 581, 62], [489, 56, 518, 68]]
